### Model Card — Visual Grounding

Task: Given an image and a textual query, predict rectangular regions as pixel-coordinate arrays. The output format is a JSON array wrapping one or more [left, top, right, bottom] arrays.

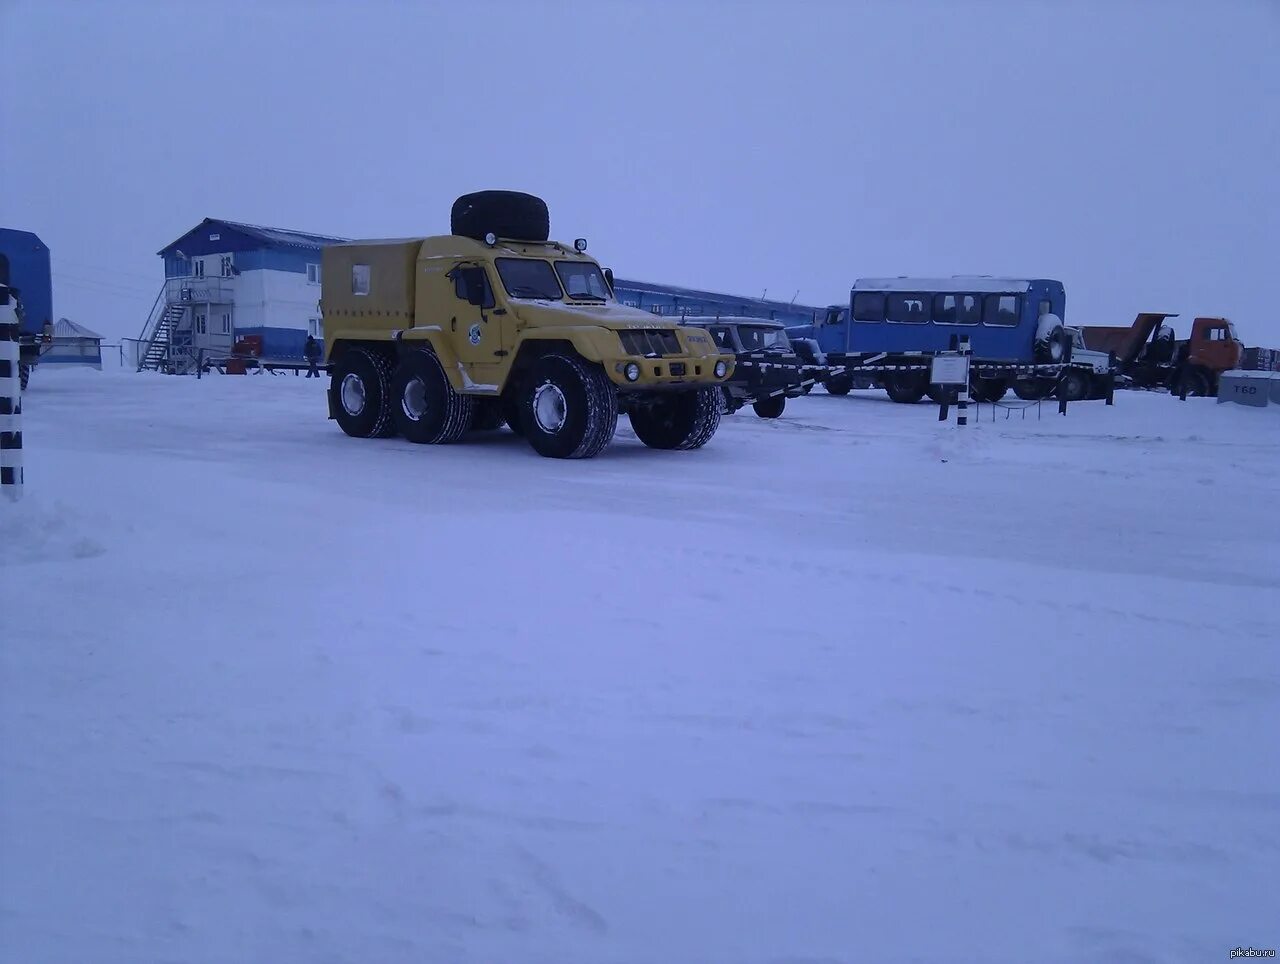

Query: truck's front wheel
[[1055, 368, 1090, 402], [331, 347, 396, 438], [629, 387, 722, 450], [390, 349, 474, 443], [520, 353, 617, 459]]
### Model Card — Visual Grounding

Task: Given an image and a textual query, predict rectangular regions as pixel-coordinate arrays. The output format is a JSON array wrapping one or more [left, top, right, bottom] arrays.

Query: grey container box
[[1217, 372, 1272, 408]]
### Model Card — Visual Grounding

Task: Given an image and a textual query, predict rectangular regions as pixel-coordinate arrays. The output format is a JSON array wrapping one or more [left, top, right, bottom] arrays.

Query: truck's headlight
[[714, 360, 728, 378], [624, 362, 641, 382]]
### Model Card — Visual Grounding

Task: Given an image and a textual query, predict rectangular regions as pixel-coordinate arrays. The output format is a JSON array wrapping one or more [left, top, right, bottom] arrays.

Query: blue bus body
[[795, 277, 1066, 363], [0, 228, 53, 337]]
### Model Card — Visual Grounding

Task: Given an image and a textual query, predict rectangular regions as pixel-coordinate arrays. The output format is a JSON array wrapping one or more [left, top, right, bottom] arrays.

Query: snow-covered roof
[[211, 219, 348, 249], [53, 317, 103, 340], [157, 218, 350, 256], [855, 276, 1048, 293]]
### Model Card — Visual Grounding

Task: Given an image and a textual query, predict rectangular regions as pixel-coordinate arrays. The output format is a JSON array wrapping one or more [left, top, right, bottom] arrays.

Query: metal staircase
[[138, 302, 186, 372]]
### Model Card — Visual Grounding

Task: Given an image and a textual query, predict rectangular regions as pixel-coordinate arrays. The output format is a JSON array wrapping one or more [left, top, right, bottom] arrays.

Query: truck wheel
[[19, 364, 30, 392], [752, 395, 786, 419], [970, 376, 1008, 403], [469, 398, 505, 432], [629, 387, 722, 450], [825, 374, 853, 396], [390, 349, 474, 443], [885, 372, 926, 404], [926, 386, 956, 404], [1055, 368, 1090, 402], [1174, 368, 1211, 397], [451, 191, 550, 243], [1013, 379, 1053, 401], [331, 347, 396, 439], [520, 353, 617, 459]]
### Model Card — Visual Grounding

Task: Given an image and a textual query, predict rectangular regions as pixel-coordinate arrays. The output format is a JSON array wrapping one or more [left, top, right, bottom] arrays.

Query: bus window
[[886, 293, 930, 324], [983, 294, 1021, 326], [933, 294, 956, 324], [959, 294, 982, 324], [853, 292, 885, 322]]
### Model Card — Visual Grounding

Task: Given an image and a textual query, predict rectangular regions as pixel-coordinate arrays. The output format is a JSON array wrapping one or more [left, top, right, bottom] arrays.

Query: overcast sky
[[2, 0, 1277, 343]]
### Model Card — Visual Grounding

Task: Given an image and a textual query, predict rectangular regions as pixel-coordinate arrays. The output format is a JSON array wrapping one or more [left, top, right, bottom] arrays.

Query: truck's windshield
[[495, 258, 562, 300], [739, 326, 790, 351], [554, 261, 610, 301]]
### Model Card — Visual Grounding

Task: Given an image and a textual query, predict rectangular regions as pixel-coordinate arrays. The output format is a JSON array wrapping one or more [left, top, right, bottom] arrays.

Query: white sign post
[[932, 336, 973, 426]]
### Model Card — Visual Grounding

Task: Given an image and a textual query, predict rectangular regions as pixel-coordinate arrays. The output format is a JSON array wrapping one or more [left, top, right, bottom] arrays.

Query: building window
[[352, 264, 370, 296], [195, 312, 207, 335], [308, 318, 324, 339], [193, 259, 205, 279], [220, 256, 234, 278], [220, 313, 231, 334], [307, 263, 322, 285]]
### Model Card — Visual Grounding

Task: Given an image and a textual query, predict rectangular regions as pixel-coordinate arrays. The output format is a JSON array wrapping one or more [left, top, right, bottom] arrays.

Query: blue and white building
[[141, 219, 346, 371]]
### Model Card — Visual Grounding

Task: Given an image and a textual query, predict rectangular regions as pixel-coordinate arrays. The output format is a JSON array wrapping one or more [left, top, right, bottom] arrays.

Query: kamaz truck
[[320, 192, 734, 459], [0, 228, 54, 392]]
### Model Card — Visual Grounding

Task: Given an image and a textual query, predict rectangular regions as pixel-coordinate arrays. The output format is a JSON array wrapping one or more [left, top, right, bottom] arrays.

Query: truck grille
[[619, 329, 681, 357], [668, 362, 687, 376]]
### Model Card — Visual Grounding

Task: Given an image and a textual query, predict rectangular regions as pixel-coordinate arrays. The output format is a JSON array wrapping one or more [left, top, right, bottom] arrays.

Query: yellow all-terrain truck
[[320, 192, 734, 459]]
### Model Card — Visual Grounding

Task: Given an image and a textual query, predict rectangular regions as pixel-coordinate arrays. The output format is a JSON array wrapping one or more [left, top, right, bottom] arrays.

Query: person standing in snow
[[304, 334, 321, 378]]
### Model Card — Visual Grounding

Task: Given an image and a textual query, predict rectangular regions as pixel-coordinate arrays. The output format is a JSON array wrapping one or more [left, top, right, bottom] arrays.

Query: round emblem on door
[[468, 323, 482, 346]]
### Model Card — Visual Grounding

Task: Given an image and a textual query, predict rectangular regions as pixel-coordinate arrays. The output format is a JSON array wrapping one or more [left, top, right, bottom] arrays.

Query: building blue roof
[[157, 218, 349, 257]]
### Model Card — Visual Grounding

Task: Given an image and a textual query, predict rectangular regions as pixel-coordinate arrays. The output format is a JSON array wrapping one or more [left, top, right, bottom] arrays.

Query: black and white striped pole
[[0, 285, 23, 501], [955, 335, 971, 427]]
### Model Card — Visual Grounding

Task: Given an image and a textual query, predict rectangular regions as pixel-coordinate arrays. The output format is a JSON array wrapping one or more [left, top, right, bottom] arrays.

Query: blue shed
[[0, 227, 53, 337]]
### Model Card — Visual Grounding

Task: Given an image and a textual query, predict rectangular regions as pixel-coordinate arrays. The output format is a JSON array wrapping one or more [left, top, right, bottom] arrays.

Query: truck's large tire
[[1055, 368, 1090, 402], [884, 372, 926, 404], [970, 375, 1008, 403], [331, 347, 396, 439], [451, 191, 550, 243], [1173, 367, 1211, 398], [1013, 378, 1054, 401], [520, 353, 617, 459], [629, 387, 722, 450], [19, 364, 30, 393], [390, 349, 474, 444]]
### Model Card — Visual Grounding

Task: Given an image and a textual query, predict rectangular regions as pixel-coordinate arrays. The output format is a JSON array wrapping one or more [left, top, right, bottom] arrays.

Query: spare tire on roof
[[451, 191, 550, 243]]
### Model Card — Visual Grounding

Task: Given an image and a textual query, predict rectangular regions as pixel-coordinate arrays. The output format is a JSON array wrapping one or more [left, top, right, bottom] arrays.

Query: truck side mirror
[[603, 267, 615, 294]]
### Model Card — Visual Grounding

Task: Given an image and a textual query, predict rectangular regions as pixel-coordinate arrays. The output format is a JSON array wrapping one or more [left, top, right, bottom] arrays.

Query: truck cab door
[[446, 264, 507, 386], [1190, 319, 1242, 373]]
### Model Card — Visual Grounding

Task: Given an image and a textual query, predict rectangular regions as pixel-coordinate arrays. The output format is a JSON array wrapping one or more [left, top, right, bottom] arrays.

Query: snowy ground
[[2, 368, 1277, 964]]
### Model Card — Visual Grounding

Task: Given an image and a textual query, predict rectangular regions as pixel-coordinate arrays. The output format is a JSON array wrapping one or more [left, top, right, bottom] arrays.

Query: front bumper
[[605, 355, 734, 390]]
